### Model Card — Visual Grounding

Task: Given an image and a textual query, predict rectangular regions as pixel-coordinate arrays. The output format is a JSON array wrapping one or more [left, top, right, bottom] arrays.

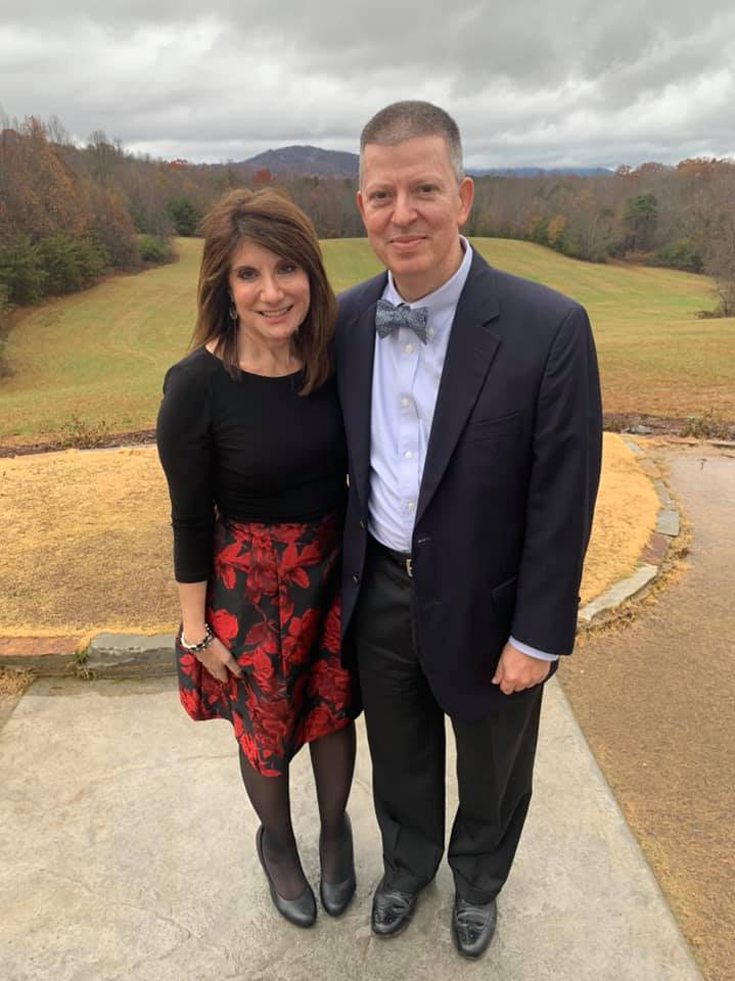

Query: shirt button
[[405, 343, 414, 354], [404, 450, 413, 460], [428, 328, 435, 338], [401, 396, 410, 408], [407, 501, 416, 511]]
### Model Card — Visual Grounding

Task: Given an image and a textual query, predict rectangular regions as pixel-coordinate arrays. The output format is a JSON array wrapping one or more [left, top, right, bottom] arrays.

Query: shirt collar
[[383, 236, 473, 322]]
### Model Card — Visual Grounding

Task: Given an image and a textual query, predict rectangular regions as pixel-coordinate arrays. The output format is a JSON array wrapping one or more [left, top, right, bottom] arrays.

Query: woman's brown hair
[[191, 188, 336, 394]]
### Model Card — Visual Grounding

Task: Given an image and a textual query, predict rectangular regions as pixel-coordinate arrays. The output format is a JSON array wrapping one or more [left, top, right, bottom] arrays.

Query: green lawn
[[1, 237, 733, 442]]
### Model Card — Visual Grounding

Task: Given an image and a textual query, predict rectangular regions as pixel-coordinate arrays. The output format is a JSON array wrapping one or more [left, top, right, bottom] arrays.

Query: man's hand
[[197, 636, 243, 683], [491, 641, 551, 695]]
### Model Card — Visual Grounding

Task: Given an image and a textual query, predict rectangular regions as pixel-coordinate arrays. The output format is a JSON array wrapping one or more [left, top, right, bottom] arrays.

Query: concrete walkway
[[1, 675, 701, 980], [561, 442, 735, 981]]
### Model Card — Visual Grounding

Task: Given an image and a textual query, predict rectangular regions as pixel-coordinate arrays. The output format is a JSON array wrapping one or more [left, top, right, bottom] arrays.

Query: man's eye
[[418, 184, 437, 194], [370, 191, 390, 203]]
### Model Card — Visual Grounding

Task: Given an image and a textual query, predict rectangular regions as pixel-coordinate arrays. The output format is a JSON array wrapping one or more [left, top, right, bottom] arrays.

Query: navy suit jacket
[[335, 248, 602, 721]]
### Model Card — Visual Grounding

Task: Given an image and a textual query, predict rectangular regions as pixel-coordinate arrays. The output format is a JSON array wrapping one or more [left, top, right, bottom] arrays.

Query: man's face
[[357, 135, 473, 301]]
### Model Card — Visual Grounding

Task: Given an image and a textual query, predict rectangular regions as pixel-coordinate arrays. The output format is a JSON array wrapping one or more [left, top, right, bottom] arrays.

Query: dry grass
[[580, 433, 660, 604], [0, 434, 656, 638]]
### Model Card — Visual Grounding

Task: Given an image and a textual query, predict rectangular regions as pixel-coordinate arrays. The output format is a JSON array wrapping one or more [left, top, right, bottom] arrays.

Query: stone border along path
[[0, 437, 681, 678], [577, 437, 681, 624]]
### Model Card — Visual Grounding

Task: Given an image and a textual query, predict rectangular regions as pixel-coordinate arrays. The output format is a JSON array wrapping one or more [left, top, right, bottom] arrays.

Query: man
[[335, 102, 602, 959]]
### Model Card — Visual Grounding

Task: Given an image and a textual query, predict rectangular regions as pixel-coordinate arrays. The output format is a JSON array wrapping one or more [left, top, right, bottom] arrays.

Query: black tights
[[238, 723, 356, 899]]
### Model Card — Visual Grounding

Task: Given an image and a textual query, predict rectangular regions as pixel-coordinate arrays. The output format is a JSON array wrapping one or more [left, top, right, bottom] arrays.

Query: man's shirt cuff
[[509, 636, 559, 662]]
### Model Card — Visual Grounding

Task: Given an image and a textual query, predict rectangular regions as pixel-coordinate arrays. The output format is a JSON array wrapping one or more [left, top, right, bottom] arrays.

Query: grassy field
[[1, 236, 733, 443]]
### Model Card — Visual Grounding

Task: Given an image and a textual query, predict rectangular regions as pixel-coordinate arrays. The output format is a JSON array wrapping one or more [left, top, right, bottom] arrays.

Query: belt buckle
[[405, 557, 413, 578]]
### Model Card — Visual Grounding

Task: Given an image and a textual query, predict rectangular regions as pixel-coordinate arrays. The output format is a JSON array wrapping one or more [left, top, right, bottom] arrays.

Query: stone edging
[[578, 437, 681, 626], [0, 437, 682, 679]]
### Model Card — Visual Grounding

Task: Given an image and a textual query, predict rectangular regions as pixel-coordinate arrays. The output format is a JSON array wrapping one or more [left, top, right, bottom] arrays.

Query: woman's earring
[[228, 302, 238, 323]]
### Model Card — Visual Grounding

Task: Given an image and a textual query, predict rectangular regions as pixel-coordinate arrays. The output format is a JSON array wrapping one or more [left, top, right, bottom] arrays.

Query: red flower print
[[178, 651, 199, 679], [281, 542, 310, 589], [180, 688, 202, 719], [321, 603, 341, 655], [245, 618, 277, 649], [174, 511, 351, 778], [303, 703, 337, 742], [209, 608, 238, 644], [251, 647, 275, 690]]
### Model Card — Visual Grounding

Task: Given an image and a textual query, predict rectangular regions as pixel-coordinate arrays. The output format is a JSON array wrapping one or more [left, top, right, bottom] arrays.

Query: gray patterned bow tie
[[375, 298, 430, 343]]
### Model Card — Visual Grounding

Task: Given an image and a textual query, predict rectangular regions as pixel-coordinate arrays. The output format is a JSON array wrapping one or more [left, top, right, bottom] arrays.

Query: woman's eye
[[279, 262, 298, 274], [236, 268, 256, 280]]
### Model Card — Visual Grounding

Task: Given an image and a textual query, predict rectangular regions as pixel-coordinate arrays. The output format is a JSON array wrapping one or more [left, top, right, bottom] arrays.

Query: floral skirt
[[175, 512, 352, 776]]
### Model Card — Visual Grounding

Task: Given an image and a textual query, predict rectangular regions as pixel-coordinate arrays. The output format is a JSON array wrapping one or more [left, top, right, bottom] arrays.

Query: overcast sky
[[1, 0, 733, 168]]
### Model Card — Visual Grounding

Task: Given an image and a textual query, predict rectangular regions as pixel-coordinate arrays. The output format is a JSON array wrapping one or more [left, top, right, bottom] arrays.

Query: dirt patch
[[0, 666, 33, 698], [0, 666, 34, 729], [0, 434, 657, 639]]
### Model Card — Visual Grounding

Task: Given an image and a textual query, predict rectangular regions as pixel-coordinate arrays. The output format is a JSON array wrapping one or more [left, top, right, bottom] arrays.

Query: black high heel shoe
[[319, 814, 356, 917], [255, 826, 316, 928]]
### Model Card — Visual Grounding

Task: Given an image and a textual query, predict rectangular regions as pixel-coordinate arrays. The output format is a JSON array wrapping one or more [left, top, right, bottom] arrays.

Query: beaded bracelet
[[179, 623, 215, 653]]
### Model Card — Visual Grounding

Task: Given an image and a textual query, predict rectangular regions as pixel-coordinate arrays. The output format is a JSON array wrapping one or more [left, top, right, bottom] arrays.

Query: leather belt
[[369, 536, 413, 578]]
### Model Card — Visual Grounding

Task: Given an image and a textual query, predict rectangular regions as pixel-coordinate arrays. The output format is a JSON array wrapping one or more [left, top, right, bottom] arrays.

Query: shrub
[[167, 197, 200, 236], [36, 234, 109, 295], [0, 237, 45, 305], [652, 239, 703, 273], [138, 235, 174, 264]]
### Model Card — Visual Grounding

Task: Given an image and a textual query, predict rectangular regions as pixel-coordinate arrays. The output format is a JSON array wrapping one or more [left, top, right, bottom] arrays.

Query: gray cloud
[[1, 0, 733, 167]]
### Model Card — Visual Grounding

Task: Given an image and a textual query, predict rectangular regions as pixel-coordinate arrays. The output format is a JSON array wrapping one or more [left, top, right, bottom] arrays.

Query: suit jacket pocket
[[464, 410, 520, 443]]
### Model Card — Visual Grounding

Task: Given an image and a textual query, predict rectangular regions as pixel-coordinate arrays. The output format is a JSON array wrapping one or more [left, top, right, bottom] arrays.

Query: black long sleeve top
[[156, 347, 347, 582]]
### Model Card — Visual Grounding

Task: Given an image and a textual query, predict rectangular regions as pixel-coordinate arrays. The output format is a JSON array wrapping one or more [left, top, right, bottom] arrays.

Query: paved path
[[1, 674, 700, 980], [562, 441, 735, 981]]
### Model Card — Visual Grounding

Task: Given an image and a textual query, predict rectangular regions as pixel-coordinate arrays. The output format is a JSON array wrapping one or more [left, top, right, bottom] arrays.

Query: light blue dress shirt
[[368, 238, 558, 663]]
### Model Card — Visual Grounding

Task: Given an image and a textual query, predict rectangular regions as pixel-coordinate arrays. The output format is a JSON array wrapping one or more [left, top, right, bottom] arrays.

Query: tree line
[[465, 160, 735, 316], [2, 115, 734, 340]]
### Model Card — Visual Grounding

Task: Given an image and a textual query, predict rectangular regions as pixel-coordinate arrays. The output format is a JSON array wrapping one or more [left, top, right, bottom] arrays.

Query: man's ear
[[457, 176, 474, 227]]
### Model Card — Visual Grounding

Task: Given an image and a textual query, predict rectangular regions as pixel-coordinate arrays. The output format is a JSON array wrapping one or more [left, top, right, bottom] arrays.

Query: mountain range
[[242, 145, 612, 179]]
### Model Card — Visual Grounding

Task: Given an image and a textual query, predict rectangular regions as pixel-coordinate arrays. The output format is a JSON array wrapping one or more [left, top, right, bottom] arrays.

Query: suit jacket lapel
[[339, 275, 386, 516], [416, 254, 501, 523]]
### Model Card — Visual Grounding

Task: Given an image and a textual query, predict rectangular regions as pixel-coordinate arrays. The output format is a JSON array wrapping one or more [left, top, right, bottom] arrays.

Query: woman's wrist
[[180, 623, 215, 653]]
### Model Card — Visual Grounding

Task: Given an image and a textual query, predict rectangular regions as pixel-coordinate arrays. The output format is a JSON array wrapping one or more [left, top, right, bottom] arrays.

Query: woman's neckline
[[201, 346, 303, 380]]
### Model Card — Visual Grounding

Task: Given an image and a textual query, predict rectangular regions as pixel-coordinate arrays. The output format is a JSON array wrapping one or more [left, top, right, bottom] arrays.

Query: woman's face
[[227, 239, 310, 349]]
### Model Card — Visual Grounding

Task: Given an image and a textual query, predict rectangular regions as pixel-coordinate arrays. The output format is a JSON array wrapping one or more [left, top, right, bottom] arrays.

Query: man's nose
[[391, 192, 417, 226]]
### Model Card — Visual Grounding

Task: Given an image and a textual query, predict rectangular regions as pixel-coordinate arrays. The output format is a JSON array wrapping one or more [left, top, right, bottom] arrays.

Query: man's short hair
[[359, 101, 464, 183]]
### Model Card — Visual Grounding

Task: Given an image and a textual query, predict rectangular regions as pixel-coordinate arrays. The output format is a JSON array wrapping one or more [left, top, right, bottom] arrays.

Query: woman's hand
[[197, 635, 243, 683]]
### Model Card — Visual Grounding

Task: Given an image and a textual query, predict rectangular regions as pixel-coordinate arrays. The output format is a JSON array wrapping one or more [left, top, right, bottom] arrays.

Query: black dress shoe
[[371, 878, 418, 938], [319, 814, 356, 917], [451, 894, 497, 959], [255, 826, 316, 928]]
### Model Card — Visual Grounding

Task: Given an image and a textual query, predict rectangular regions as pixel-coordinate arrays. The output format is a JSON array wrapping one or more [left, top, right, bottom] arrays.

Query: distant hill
[[244, 145, 359, 177], [242, 145, 612, 179], [468, 166, 613, 178]]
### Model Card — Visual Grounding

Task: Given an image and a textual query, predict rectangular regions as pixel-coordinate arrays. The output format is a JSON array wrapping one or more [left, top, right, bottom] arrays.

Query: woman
[[156, 188, 356, 928]]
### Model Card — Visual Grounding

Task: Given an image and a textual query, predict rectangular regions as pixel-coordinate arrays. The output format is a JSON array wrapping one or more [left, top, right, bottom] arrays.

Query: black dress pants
[[353, 537, 543, 905]]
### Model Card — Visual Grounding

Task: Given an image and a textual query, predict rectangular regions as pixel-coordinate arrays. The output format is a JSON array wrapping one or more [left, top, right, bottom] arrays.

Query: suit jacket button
[[352, 574, 360, 584], [359, 519, 365, 529]]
